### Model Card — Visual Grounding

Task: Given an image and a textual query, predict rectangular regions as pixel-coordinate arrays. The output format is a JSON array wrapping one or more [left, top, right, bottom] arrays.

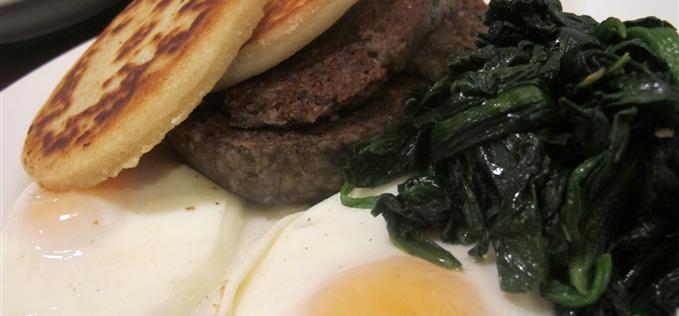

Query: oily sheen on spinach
[[342, 0, 679, 314]]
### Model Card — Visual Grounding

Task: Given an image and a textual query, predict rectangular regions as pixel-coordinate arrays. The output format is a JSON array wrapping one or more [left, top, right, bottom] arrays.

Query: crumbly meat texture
[[216, 0, 448, 128], [214, 0, 359, 90], [407, 0, 488, 81], [167, 77, 428, 205]]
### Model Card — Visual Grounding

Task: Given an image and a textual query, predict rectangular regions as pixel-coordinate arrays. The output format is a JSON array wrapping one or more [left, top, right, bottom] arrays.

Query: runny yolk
[[299, 256, 487, 316]]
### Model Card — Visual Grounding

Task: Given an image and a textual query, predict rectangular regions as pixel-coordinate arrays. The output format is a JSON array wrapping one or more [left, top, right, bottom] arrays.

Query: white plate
[[1, 1, 678, 224]]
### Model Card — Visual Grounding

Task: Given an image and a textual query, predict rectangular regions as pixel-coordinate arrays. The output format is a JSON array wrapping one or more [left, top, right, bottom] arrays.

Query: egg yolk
[[301, 256, 486, 316]]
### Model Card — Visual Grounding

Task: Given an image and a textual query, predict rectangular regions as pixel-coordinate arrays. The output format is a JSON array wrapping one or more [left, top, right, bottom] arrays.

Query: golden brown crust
[[22, 0, 270, 190]]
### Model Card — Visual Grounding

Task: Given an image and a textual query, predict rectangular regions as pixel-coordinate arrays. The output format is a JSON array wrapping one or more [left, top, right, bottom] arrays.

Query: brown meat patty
[[167, 77, 428, 205], [168, 0, 488, 205], [408, 0, 488, 81], [216, 0, 449, 129]]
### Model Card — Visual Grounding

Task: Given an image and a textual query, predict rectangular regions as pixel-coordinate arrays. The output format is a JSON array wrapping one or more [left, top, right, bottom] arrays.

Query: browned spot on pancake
[[153, 0, 174, 12], [152, 32, 163, 42], [249, 0, 314, 42], [111, 17, 132, 34], [158, 11, 208, 54], [84, 47, 100, 58], [39, 61, 151, 154], [33, 57, 91, 133], [102, 77, 113, 88], [115, 21, 157, 61], [179, 0, 215, 14], [76, 130, 93, 146]]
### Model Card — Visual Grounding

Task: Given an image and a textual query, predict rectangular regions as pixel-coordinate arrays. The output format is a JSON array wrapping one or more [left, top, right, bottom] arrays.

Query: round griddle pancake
[[21, 0, 270, 191], [214, 0, 358, 90]]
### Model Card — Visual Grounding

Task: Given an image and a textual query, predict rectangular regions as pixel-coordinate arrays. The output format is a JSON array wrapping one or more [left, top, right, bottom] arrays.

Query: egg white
[[1, 149, 246, 316], [219, 187, 555, 316], [3, 150, 557, 316]]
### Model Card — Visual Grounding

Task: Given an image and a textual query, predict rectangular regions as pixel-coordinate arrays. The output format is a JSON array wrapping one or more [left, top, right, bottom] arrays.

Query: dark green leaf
[[429, 84, 555, 162], [387, 225, 462, 270], [397, 176, 451, 226], [339, 182, 377, 209], [343, 129, 421, 188], [594, 17, 627, 43], [627, 26, 679, 85], [544, 254, 613, 307]]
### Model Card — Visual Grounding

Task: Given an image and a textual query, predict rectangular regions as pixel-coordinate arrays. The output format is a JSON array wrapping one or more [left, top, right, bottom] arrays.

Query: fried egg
[[1, 148, 246, 316], [219, 190, 554, 316], [3, 151, 556, 316]]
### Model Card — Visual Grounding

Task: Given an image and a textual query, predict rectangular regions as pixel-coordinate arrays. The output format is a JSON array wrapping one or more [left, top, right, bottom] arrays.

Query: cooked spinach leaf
[[342, 0, 679, 314]]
